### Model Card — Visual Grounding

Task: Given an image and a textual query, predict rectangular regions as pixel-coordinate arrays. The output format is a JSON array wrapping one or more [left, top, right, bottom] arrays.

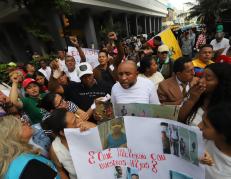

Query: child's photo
[[98, 118, 127, 149], [114, 166, 139, 179]]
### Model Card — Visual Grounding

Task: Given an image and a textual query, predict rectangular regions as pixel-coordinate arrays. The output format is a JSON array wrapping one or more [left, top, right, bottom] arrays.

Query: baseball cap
[[22, 78, 37, 89], [78, 62, 93, 78], [216, 24, 223, 33], [158, 45, 169, 53], [7, 62, 17, 67]]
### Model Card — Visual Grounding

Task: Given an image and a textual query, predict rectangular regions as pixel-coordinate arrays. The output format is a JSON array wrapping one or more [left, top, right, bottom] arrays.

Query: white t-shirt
[[189, 107, 204, 126], [205, 140, 231, 179], [58, 58, 67, 72], [210, 38, 229, 51], [111, 76, 160, 104], [222, 46, 231, 55], [139, 72, 164, 89], [38, 67, 51, 80], [66, 68, 80, 82], [52, 137, 77, 179]]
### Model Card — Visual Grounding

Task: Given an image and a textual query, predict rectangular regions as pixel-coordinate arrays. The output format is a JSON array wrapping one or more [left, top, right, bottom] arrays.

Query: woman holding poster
[[42, 109, 96, 179]]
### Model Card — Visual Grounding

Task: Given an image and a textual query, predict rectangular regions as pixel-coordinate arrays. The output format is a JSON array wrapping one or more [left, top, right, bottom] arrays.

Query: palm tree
[[186, 0, 231, 32]]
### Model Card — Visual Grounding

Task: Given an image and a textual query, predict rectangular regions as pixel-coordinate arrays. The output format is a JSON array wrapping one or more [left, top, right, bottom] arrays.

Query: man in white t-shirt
[[57, 49, 67, 72], [210, 32, 229, 52], [38, 60, 51, 80], [64, 36, 87, 82], [65, 55, 80, 82], [111, 61, 160, 104]]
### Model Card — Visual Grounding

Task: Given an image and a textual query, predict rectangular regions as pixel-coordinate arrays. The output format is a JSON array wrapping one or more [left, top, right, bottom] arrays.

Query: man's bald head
[[117, 60, 138, 89]]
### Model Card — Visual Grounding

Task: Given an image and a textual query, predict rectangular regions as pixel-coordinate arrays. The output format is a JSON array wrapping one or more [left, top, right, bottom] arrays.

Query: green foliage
[[187, 0, 231, 22], [24, 22, 53, 42], [0, 64, 9, 83], [2, 0, 72, 42]]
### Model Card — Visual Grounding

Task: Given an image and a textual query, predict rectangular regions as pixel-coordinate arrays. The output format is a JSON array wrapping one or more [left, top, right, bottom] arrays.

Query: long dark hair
[[35, 71, 48, 87], [207, 102, 231, 145], [41, 108, 67, 136], [187, 63, 231, 123]]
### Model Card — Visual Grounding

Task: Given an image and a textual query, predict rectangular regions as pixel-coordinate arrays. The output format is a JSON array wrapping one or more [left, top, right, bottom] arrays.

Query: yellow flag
[[158, 28, 182, 60]]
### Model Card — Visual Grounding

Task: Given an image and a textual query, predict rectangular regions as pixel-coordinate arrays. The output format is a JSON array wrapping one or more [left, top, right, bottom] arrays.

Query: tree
[[186, 0, 231, 32], [0, 0, 72, 42]]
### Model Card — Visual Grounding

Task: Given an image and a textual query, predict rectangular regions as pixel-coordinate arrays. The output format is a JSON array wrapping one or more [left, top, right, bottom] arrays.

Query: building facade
[[0, 0, 167, 62]]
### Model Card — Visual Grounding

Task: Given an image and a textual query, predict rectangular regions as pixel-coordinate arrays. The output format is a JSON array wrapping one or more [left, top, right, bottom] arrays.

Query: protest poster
[[114, 103, 180, 121], [67, 46, 99, 68], [158, 28, 182, 60], [65, 117, 205, 179]]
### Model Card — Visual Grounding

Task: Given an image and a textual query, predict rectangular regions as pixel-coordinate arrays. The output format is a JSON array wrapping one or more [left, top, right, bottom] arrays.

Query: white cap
[[78, 62, 93, 78], [158, 44, 169, 52]]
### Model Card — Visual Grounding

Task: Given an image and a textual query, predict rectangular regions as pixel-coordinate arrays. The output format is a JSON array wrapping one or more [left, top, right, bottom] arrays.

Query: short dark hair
[[207, 102, 231, 145], [154, 36, 161, 42], [65, 55, 75, 61], [173, 57, 192, 73], [199, 44, 213, 51], [99, 50, 108, 57], [41, 108, 67, 135], [138, 55, 156, 73], [38, 92, 57, 111]]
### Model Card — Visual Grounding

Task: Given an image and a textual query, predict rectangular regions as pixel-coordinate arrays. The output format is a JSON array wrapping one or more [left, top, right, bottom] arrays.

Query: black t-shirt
[[64, 81, 110, 111], [98, 68, 115, 91]]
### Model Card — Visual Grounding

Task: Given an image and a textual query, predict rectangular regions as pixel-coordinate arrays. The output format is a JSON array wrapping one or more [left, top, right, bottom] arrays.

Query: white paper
[[65, 117, 205, 179]]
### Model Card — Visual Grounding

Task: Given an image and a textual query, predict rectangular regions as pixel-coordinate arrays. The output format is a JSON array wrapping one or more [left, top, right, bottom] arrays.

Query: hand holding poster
[[65, 117, 205, 179]]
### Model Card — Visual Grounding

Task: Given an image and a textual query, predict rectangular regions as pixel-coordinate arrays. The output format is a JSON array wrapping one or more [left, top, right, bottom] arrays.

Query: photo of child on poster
[[98, 118, 127, 149], [114, 166, 139, 179], [169, 170, 193, 179], [160, 122, 199, 166]]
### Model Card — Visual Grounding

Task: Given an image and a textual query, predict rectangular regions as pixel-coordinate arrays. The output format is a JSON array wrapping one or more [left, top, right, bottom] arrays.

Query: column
[[159, 17, 162, 32], [46, 12, 66, 51], [125, 14, 129, 37], [144, 16, 147, 34], [153, 17, 156, 34], [2, 25, 29, 62], [149, 16, 152, 33], [135, 15, 138, 35], [84, 12, 98, 49], [155, 17, 159, 34]]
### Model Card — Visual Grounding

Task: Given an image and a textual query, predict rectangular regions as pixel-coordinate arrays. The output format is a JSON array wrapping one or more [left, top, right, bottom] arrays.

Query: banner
[[65, 117, 205, 179], [158, 28, 182, 60], [67, 47, 99, 68], [114, 103, 180, 121]]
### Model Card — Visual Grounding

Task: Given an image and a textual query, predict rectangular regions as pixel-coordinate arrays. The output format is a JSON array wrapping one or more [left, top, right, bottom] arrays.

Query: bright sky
[[168, 0, 196, 10]]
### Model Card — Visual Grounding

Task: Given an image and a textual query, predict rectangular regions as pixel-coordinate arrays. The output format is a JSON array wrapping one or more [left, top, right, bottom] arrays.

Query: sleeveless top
[[4, 153, 60, 179], [52, 137, 77, 179], [107, 133, 127, 148]]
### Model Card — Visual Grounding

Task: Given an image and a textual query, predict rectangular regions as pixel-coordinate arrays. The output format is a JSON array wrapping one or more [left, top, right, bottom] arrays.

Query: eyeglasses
[[55, 98, 65, 108], [160, 51, 168, 54]]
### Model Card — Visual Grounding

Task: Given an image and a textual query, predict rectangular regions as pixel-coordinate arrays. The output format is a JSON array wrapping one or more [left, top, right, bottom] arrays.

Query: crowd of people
[[0, 26, 231, 179]]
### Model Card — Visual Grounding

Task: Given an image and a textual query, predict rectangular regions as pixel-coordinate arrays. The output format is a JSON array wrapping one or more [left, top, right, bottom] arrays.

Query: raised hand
[[108, 32, 117, 41], [69, 36, 80, 48]]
